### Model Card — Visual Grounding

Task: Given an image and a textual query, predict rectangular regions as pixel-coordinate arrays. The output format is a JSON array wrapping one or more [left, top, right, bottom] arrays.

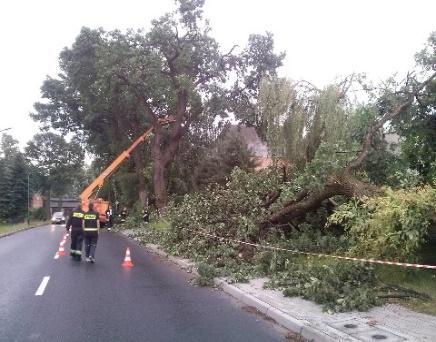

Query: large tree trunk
[[152, 161, 167, 209], [260, 172, 377, 232], [132, 149, 147, 206], [122, 70, 192, 210], [151, 122, 186, 209], [260, 72, 436, 233], [149, 91, 189, 209]]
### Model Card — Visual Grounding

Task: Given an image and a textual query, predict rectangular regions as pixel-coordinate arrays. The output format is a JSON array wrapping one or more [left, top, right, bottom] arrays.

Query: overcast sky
[[1, 0, 435, 148]]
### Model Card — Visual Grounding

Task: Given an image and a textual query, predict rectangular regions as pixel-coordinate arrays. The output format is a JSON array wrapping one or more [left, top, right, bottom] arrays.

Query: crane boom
[[79, 127, 153, 202], [79, 116, 175, 217]]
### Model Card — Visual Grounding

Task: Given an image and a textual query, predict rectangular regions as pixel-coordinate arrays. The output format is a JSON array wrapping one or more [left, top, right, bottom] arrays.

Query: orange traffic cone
[[58, 243, 66, 257], [122, 248, 134, 267]]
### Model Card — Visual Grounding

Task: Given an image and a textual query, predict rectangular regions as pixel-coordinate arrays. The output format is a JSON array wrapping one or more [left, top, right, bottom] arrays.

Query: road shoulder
[[0, 222, 49, 239]]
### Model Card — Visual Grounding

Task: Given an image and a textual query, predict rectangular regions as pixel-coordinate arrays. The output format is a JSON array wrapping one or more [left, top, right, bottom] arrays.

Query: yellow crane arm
[[79, 116, 175, 203]]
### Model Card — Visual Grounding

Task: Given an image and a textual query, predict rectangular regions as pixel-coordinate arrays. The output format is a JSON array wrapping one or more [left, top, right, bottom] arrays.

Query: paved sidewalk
[[226, 279, 436, 342], [136, 240, 436, 342]]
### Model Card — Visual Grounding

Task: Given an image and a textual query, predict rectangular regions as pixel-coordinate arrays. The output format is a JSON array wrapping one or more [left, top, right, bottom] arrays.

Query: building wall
[[31, 194, 43, 209], [50, 198, 79, 217]]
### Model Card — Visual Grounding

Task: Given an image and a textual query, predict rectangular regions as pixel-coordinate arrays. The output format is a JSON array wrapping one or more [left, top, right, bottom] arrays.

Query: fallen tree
[[259, 71, 436, 233]]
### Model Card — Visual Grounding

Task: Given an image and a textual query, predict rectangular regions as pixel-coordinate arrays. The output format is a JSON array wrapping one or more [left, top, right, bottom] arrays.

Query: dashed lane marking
[[35, 276, 50, 296]]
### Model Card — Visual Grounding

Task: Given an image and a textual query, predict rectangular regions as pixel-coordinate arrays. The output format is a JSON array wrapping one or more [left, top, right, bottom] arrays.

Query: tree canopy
[[31, 0, 284, 207], [0, 134, 31, 221], [25, 132, 84, 197]]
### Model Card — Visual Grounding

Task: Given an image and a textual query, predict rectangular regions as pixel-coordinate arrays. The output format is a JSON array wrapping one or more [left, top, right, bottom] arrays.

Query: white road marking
[[54, 252, 59, 259], [35, 276, 50, 296]]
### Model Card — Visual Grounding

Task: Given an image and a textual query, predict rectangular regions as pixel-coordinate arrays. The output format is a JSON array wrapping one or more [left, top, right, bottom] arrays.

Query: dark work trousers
[[70, 227, 83, 256], [84, 232, 99, 258]]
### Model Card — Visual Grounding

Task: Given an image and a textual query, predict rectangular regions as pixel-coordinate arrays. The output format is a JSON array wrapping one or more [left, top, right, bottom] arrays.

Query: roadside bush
[[30, 208, 46, 221], [283, 223, 348, 253], [328, 186, 436, 260], [195, 262, 217, 287], [123, 201, 145, 228]]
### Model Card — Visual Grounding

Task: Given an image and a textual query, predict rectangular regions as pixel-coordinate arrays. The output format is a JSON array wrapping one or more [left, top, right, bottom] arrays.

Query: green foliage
[[0, 160, 13, 219], [124, 166, 382, 311], [0, 134, 30, 221], [386, 32, 436, 183], [193, 126, 257, 189], [25, 132, 84, 197], [37, 26, 436, 315], [167, 122, 257, 196], [123, 201, 145, 228], [346, 106, 377, 143], [297, 142, 357, 189], [30, 208, 47, 221], [167, 134, 204, 195], [328, 186, 436, 260], [31, 0, 283, 205], [396, 77, 436, 183], [123, 198, 387, 313], [257, 78, 351, 170], [195, 262, 217, 287], [114, 171, 141, 208], [231, 34, 285, 138], [284, 223, 348, 253], [0, 131, 87, 221], [265, 260, 379, 312], [128, 165, 433, 312], [9, 154, 28, 219], [167, 167, 281, 243], [415, 31, 436, 69]]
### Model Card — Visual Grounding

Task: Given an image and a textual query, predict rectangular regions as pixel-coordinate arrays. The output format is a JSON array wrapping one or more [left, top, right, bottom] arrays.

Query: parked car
[[51, 212, 65, 224]]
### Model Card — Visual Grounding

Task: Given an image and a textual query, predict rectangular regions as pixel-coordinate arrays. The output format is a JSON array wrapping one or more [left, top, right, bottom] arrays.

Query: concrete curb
[[0, 223, 48, 239], [142, 242, 339, 342], [145, 244, 197, 274]]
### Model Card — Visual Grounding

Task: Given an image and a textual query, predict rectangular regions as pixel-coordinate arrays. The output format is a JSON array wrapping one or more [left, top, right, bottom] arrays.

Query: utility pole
[[27, 173, 30, 226]]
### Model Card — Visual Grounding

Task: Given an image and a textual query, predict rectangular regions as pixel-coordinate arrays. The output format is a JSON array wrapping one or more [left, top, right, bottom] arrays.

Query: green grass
[[147, 219, 171, 231], [300, 255, 436, 316], [270, 254, 436, 316], [0, 221, 47, 235], [375, 265, 436, 316]]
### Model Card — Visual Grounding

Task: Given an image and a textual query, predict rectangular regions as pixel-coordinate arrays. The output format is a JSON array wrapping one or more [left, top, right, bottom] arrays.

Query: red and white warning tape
[[193, 230, 436, 270]]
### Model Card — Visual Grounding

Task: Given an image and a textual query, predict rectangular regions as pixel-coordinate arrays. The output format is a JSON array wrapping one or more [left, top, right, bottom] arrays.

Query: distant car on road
[[51, 212, 65, 224]]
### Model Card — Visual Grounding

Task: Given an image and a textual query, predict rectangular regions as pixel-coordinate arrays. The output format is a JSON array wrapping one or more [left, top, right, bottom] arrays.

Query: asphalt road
[[0, 225, 287, 341]]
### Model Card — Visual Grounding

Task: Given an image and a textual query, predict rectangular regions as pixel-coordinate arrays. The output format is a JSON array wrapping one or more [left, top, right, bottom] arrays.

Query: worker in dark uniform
[[106, 205, 113, 231], [120, 206, 128, 223], [142, 206, 149, 223], [66, 205, 84, 261], [83, 202, 100, 263]]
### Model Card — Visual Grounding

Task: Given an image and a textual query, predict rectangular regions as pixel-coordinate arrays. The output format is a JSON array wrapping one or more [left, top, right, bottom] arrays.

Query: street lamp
[[27, 174, 30, 226]]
